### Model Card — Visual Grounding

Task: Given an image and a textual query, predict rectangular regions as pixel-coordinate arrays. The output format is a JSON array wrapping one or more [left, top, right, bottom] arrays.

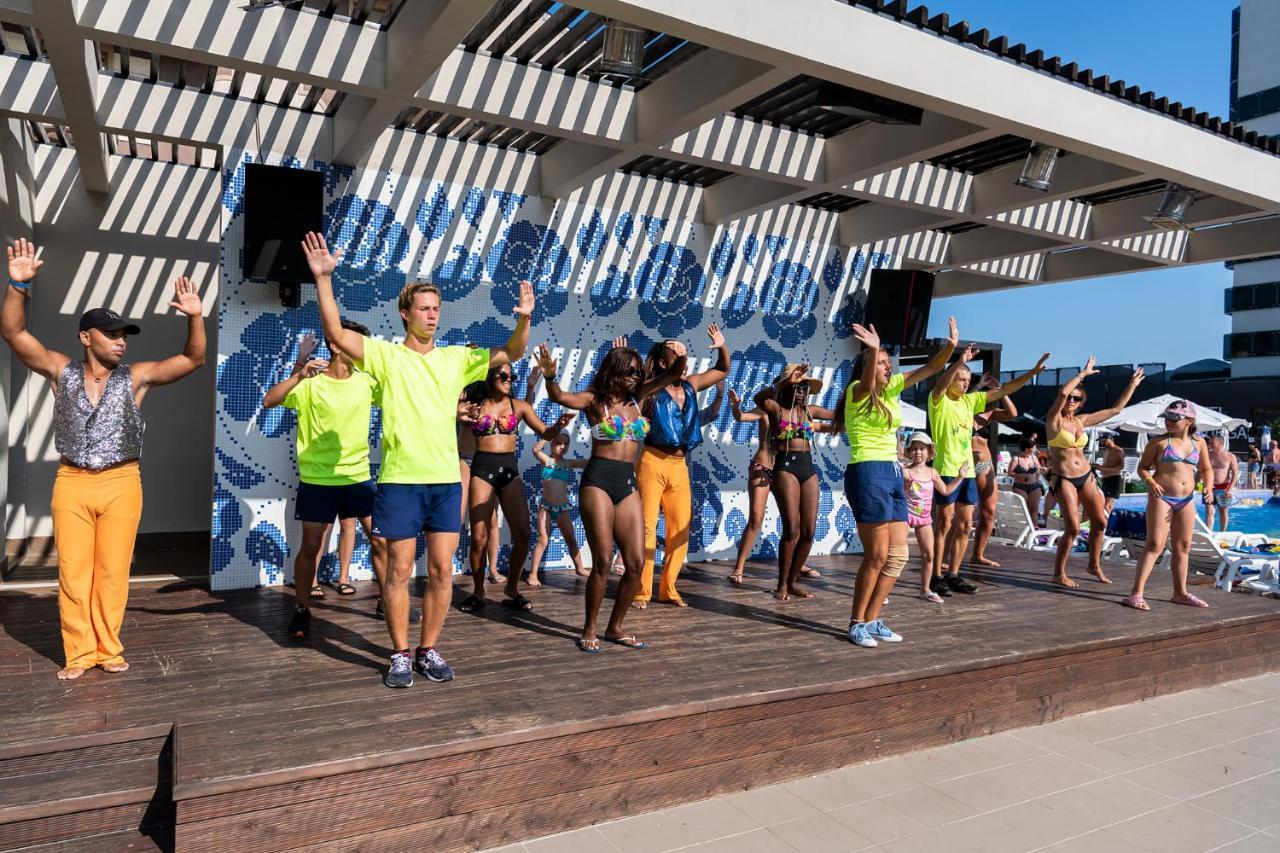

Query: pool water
[[1114, 491, 1280, 539]]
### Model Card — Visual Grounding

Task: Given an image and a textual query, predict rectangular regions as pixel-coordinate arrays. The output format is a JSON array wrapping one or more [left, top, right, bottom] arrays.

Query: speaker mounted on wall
[[864, 269, 935, 348], [242, 164, 324, 307]]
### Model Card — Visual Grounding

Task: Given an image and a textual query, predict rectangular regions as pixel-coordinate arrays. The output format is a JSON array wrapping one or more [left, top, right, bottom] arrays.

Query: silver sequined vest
[[53, 362, 144, 469]]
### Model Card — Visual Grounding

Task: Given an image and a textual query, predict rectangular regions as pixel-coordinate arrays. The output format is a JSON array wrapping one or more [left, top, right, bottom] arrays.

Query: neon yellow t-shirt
[[356, 337, 490, 484], [282, 371, 378, 486], [844, 373, 905, 464], [928, 389, 988, 477]]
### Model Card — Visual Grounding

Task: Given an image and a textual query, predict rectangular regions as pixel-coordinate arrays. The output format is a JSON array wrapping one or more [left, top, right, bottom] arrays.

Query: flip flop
[[309, 585, 326, 600], [576, 637, 601, 654], [334, 582, 356, 596], [501, 594, 533, 611], [1171, 592, 1209, 608], [1121, 594, 1150, 611], [800, 566, 821, 578], [604, 635, 647, 649], [727, 574, 744, 585], [458, 594, 485, 613]]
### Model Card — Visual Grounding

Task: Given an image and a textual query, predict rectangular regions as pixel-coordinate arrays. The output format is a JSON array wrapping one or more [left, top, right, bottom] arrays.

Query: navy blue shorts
[[936, 476, 979, 506], [294, 479, 376, 524], [371, 483, 463, 539], [844, 461, 908, 524]]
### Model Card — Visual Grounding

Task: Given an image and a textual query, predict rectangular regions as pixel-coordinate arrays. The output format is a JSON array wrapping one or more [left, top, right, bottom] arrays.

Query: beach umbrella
[[1097, 394, 1251, 436]]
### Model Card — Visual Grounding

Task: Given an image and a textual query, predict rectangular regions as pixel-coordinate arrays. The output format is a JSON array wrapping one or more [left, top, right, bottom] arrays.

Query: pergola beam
[[35, 0, 109, 193]]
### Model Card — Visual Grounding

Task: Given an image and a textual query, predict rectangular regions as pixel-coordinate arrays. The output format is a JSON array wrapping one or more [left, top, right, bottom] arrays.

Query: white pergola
[[3, 0, 1279, 297]]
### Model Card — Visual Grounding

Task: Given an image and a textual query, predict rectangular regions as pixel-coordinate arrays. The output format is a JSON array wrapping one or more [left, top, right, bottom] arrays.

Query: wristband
[[9, 278, 30, 292]]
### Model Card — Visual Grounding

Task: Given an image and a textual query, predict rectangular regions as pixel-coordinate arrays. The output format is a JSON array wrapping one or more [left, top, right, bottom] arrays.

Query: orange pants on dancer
[[50, 462, 143, 670], [637, 447, 692, 603]]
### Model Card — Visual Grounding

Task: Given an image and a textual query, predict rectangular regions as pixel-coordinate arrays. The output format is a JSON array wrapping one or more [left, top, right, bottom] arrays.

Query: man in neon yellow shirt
[[303, 231, 533, 688], [929, 349, 1047, 596], [264, 319, 384, 641]]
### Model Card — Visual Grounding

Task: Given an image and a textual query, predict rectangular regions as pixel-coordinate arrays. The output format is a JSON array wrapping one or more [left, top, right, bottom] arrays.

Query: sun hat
[[773, 363, 823, 393]]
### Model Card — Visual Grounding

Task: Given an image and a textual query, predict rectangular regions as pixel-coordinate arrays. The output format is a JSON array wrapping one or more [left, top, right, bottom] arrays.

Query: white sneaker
[[848, 622, 877, 648], [866, 619, 902, 643]]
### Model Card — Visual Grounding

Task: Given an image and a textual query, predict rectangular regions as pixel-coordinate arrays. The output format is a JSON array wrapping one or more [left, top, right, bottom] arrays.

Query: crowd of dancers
[[2, 234, 1222, 687]]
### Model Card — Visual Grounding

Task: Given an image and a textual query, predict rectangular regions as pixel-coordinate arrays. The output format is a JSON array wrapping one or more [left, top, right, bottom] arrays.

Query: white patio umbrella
[[1097, 394, 1251, 438], [900, 401, 927, 430]]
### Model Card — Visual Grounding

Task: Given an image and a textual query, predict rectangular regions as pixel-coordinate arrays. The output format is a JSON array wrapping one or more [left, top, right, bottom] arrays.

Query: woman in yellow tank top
[[1045, 357, 1145, 588]]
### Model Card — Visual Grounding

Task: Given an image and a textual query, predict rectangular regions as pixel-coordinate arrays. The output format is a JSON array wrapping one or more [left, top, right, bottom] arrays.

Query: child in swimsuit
[[529, 430, 589, 581], [902, 433, 971, 603]]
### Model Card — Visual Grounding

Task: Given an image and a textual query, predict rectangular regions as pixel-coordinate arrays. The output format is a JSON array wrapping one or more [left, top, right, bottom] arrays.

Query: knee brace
[[882, 544, 909, 579]]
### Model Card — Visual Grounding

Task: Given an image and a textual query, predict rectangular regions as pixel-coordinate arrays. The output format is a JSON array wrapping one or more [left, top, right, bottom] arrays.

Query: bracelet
[[9, 279, 30, 291]]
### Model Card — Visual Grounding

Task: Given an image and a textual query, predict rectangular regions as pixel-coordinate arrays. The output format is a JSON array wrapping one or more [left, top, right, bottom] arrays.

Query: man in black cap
[[2, 238, 207, 680]]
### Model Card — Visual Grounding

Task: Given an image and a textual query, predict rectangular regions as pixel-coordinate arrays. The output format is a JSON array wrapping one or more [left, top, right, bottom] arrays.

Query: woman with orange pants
[[1, 238, 207, 680], [633, 326, 730, 608]]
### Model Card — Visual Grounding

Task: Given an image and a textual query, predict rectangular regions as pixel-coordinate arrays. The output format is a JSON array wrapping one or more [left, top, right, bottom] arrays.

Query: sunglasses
[[1162, 414, 1185, 422], [1066, 395, 1083, 403], [624, 367, 642, 378], [494, 372, 513, 382]]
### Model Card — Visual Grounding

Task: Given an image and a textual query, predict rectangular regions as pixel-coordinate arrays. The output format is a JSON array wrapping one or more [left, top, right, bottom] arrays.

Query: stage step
[[0, 727, 174, 852]]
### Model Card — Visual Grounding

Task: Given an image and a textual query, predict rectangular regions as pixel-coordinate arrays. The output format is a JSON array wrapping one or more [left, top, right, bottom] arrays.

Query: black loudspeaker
[[243, 165, 323, 304], [865, 269, 935, 347]]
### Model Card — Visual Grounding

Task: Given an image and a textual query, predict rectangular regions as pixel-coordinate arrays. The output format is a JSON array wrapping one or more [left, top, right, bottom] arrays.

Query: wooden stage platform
[[2, 545, 1278, 852]]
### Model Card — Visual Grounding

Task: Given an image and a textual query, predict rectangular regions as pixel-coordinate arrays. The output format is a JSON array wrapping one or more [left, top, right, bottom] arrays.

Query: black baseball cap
[[78, 308, 141, 335]]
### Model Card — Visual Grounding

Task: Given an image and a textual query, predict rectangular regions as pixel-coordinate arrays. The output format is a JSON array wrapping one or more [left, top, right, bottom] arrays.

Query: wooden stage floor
[[2, 546, 1278, 852]]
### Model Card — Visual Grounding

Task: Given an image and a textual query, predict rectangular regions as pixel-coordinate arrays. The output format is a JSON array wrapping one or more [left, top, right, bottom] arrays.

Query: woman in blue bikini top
[[1125, 399, 1214, 612]]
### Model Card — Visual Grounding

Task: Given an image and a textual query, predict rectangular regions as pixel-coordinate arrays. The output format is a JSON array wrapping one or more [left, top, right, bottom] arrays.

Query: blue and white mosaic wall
[[211, 149, 892, 589]]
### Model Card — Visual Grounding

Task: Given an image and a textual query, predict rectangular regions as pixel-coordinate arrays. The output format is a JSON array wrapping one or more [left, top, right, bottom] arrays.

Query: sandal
[[309, 585, 326, 600], [501, 594, 533, 611], [800, 566, 821, 578], [334, 582, 356, 596], [458, 594, 485, 613], [1121, 594, 1150, 611], [919, 591, 944, 604], [604, 634, 647, 649], [576, 637, 601, 654], [1171, 592, 1209, 608], [728, 573, 744, 585]]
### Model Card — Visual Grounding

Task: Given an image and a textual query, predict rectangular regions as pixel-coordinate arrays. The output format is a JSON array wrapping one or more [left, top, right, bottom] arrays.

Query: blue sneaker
[[415, 647, 455, 682], [866, 619, 902, 643], [848, 622, 877, 648], [383, 651, 413, 688]]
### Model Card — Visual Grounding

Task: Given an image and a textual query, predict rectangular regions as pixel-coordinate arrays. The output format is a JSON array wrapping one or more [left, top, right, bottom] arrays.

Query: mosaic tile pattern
[[212, 152, 892, 589]]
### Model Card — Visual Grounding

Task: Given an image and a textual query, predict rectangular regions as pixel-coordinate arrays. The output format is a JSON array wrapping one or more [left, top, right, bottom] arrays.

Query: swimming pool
[[1115, 490, 1280, 538]]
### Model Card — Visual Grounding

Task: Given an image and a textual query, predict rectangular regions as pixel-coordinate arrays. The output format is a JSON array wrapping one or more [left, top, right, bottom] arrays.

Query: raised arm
[[986, 352, 1049, 403], [930, 344, 980, 403], [534, 343, 594, 411], [753, 383, 780, 416], [728, 388, 763, 423], [700, 378, 726, 426], [1080, 366, 1145, 427], [848, 324, 881, 404], [290, 333, 320, 377], [524, 364, 543, 404], [263, 358, 326, 409], [687, 324, 729, 392], [2, 239, 69, 381], [517, 398, 575, 440], [1047, 356, 1096, 427], [640, 355, 686, 401], [490, 281, 533, 368], [531, 438, 554, 467], [302, 232, 363, 363], [904, 315, 959, 389], [132, 277, 208, 389]]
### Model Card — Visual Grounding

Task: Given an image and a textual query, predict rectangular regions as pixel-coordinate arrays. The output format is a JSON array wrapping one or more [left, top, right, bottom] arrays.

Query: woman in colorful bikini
[[969, 377, 1017, 568], [754, 364, 837, 601], [457, 421, 502, 585], [535, 340, 683, 651], [527, 429, 589, 582], [459, 367, 571, 613], [1044, 357, 1144, 587], [1125, 400, 1214, 610], [836, 319, 956, 647], [725, 387, 824, 585], [903, 432, 970, 604], [1008, 437, 1045, 523]]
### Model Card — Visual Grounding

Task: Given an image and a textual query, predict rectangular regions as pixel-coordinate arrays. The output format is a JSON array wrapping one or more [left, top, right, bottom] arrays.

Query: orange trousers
[[50, 463, 143, 670], [637, 447, 692, 603]]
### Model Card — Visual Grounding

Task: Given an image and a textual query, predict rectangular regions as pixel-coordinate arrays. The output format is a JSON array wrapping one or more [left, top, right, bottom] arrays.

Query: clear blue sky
[[923, 0, 1239, 372]]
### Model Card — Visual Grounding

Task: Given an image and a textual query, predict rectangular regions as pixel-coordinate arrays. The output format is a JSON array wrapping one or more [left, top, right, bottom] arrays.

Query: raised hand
[[1079, 355, 1098, 378], [534, 343, 557, 377], [6, 238, 43, 284], [457, 401, 482, 423], [300, 359, 328, 378], [554, 411, 576, 430], [728, 388, 741, 408], [527, 364, 543, 387], [979, 373, 1000, 391], [297, 332, 319, 364], [946, 316, 959, 348], [168, 277, 203, 317], [1033, 352, 1052, 373], [707, 323, 726, 349], [959, 344, 979, 363], [851, 323, 880, 350], [1130, 366, 1146, 386], [611, 336, 627, 349], [788, 363, 811, 383], [513, 280, 535, 319], [669, 340, 687, 359], [301, 232, 341, 280]]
